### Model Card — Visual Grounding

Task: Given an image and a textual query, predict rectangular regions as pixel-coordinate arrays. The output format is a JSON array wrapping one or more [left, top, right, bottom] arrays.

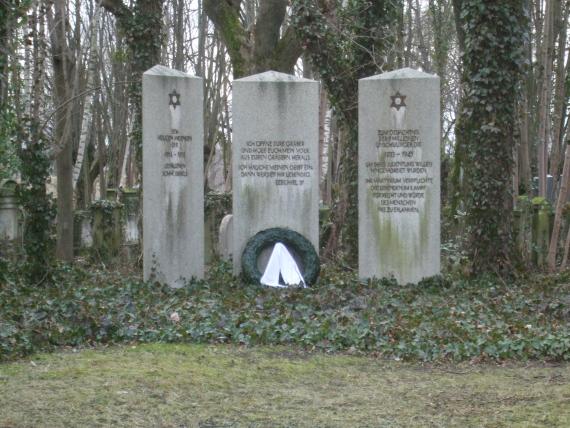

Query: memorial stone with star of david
[[359, 68, 441, 284]]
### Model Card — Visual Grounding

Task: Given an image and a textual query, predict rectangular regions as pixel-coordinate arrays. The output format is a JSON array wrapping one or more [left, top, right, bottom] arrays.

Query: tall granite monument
[[359, 68, 440, 283], [143, 65, 204, 286], [232, 71, 320, 274]]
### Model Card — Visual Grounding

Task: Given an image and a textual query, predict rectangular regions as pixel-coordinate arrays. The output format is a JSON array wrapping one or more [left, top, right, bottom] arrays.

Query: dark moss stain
[[177, 190, 186, 249], [276, 82, 289, 115], [166, 192, 174, 255]]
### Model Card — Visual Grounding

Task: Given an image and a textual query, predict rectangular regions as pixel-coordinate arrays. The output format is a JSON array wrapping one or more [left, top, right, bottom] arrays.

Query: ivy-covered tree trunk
[[0, 0, 29, 181], [17, 118, 55, 284], [456, 0, 527, 274]]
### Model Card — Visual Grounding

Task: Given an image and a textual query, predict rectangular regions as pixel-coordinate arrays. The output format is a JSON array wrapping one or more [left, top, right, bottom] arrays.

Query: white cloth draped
[[260, 242, 306, 288]]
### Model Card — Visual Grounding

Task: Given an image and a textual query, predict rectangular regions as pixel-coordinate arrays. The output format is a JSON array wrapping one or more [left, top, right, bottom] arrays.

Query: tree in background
[[100, 0, 164, 169], [455, 0, 527, 274], [293, 0, 401, 263], [203, 0, 303, 78], [0, 0, 29, 181], [1, 0, 55, 281]]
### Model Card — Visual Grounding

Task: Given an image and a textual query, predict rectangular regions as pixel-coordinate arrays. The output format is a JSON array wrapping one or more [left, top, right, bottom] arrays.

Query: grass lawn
[[0, 344, 569, 427]]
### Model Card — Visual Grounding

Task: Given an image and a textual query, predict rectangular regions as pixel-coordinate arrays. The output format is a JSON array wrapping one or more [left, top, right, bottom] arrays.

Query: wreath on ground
[[241, 227, 320, 286]]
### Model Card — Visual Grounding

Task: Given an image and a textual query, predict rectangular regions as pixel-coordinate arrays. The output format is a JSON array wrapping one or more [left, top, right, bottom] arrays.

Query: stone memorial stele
[[232, 71, 320, 275], [143, 65, 204, 287], [359, 68, 440, 284]]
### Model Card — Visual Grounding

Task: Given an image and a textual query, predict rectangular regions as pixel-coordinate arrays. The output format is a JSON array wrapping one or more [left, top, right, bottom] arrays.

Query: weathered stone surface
[[73, 210, 93, 250], [0, 181, 19, 241], [232, 71, 320, 274], [218, 214, 233, 261], [120, 189, 140, 244], [143, 65, 204, 286], [359, 68, 440, 283]]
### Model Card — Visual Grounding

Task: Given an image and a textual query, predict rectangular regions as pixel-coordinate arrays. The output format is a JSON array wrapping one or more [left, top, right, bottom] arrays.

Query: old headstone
[[359, 68, 440, 283], [91, 199, 123, 262], [0, 180, 20, 241], [73, 210, 93, 251], [143, 65, 204, 286], [232, 71, 320, 274], [218, 214, 233, 261], [120, 188, 140, 244]]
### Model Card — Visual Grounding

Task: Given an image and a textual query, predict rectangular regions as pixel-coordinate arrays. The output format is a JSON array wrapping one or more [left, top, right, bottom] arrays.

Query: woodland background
[[0, 0, 567, 278]]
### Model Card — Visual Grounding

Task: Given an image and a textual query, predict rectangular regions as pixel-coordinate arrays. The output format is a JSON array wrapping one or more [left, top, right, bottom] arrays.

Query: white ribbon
[[260, 242, 306, 288]]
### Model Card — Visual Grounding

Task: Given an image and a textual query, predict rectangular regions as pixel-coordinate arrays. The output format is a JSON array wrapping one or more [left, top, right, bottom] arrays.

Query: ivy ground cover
[[1, 261, 570, 362]]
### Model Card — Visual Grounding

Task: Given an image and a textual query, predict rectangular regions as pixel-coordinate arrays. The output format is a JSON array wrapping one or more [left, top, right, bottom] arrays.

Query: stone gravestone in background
[[359, 68, 440, 284], [0, 181, 20, 242], [143, 65, 204, 287], [232, 71, 320, 275]]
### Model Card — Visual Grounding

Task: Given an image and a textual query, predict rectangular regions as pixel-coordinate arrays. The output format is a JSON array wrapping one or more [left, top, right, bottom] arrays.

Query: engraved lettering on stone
[[364, 128, 434, 214], [237, 140, 313, 186], [158, 134, 191, 177]]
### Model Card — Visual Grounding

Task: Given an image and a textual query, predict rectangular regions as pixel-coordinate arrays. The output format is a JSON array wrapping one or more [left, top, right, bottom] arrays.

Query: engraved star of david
[[390, 91, 407, 111], [169, 89, 181, 108]]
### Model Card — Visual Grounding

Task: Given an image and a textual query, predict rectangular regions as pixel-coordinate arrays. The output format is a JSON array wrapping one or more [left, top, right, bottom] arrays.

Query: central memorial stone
[[232, 71, 320, 275], [142, 65, 204, 287], [359, 68, 440, 284]]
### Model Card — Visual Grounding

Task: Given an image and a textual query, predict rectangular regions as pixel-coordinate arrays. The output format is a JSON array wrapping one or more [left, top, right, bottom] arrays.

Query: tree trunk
[[537, 0, 555, 198], [549, 0, 569, 192], [49, 0, 75, 262], [73, 5, 101, 192], [457, 0, 526, 274], [204, 0, 302, 78], [547, 141, 570, 270], [173, 0, 184, 70]]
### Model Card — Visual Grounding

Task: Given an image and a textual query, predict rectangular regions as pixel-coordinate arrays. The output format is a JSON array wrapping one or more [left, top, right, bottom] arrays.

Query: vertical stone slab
[[232, 71, 319, 274], [359, 68, 440, 283], [0, 181, 20, 241], [218, 214, 233, 261], [143, 65, 204, 286]]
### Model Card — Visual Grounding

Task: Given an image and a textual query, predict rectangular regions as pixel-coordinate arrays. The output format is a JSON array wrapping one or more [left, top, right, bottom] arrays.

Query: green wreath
[[241, 227, 320, 286]]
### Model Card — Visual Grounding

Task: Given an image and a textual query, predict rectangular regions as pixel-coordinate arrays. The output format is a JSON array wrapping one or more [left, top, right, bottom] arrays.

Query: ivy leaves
[[16, 117, 55, 284], [2, 262, 570, 362], [458, 0, 527, 274]]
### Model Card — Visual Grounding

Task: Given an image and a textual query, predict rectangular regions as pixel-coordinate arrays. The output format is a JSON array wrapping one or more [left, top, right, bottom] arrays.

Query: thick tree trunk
[[457, 0, 526, 274], [49, 0, 75, 262], [204, 0, 302, 78]]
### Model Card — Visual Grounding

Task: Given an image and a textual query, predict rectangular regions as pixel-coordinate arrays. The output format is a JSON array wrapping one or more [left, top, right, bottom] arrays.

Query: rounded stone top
[[361, 67, 439, 81], [0, 180, 17, 196], [235, 70, 316, 83]]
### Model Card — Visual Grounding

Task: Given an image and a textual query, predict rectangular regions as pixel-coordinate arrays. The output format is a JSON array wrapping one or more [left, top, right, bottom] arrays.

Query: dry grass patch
[[0, 344, 569, 427]]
